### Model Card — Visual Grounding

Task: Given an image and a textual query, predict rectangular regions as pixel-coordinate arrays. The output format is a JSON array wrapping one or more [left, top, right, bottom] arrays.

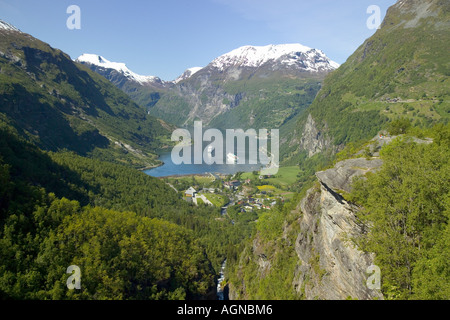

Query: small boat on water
[[206, 145, 214, 157], [226, 153, 238, 163]]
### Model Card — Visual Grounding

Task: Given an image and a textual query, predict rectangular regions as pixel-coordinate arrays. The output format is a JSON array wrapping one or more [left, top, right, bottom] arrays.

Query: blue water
[[144, 151, 262, 177], [145, 144, 263, 178]]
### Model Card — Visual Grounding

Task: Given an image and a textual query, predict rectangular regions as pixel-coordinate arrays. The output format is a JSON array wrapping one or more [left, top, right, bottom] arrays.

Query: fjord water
[[145, 142, 263, 177]]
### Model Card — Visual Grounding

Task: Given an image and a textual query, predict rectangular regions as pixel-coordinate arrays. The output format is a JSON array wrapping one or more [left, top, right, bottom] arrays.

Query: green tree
[[350, 134, 449, 299], [387, 118, 412, 135]]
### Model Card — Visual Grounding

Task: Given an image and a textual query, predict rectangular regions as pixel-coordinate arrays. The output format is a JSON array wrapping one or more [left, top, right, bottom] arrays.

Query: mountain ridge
[[77, 43, 339, 84], [0, 20, 20, 32], [76, 53, 162, 85], [209, 44, 339, 73], [0, 19, 172, 168], [78, 43, 338, 129], [283, 0, 449, 164], [226, 0, 450, 300]]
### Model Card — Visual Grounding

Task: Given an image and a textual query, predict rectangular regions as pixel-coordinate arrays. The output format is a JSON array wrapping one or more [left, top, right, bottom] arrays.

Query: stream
[[217, 259, 228, 300], [217, 200, 234, 300]]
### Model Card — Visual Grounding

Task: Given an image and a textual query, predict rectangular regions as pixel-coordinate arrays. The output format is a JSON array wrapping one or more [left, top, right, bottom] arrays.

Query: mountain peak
[[174, 67, 203, 83], [0, 20, 21, 33], [210, 43, 340, 72], [76, 53, 160, 85]]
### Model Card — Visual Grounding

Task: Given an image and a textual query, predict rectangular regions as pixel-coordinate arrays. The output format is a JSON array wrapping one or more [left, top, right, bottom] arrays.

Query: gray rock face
[[231, 135, 439, 299], [298, 114, 333, 157], [293, 157, 385, 300], [293, 135, 436, 299], [316, 158, 383, 193], [167, 75, 243, 125]]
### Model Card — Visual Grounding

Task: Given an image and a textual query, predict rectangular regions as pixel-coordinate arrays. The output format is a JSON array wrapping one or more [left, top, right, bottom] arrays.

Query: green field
[[242, 166, 301, 187], [203, 193, 228, 207], [165, 174, 216, 193], [168, 175, 215, 184]]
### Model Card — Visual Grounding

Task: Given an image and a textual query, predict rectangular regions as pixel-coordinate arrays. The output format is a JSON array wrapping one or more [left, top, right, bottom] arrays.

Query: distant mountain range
[[208, 44, 339, 73], [76, 53, 163, 86], [77, 44, 339, 129], [77, 44, 339, 86]]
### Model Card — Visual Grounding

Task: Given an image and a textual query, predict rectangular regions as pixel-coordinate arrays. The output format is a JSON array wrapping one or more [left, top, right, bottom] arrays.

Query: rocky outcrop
[[231, 135, 437, 299], [169, 78, 244, 125], [297, 114, 334, 157], [292, 135, 435, 300], [293, 157, 384, 300], [229, 154, 386, 300], [316, 158, 383, 193]]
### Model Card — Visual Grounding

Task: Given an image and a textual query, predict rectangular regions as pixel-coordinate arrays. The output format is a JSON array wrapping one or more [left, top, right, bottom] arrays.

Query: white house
[[185, 187, 197, 198]]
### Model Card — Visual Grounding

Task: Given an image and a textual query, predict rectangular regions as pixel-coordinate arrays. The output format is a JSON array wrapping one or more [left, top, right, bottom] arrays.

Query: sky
[[0, 0, 397, 81]]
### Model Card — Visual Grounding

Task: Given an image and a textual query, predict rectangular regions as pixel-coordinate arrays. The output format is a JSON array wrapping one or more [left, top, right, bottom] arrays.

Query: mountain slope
[[209, 44, 339, 72], [226, 0, 450, 300], [79, 44, 339, 130], [174, 67, 203, 84], [228, 126, 449, 300], [0, 21, 172, 168], [288, 0, 449, 162], [0, 128, 217, 300], [75, 53, 170, 110], [152, 43, 339, 128], [76, 53, 163, 86]]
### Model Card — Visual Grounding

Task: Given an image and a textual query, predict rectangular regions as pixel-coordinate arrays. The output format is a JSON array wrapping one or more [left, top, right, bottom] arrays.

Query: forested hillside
[[1, 0, 449, 301], [348, 125, 450, 299], [226, 0, 450, 300], [0, 24, 172, 169], [227, 124, 449, 300], [0, 125, 252, 299], [289, 0, 449, 162]]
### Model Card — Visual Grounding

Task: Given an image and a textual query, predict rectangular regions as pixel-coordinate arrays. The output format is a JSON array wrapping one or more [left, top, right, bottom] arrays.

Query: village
[[161, 167, 300, 215], [183, 178, 280, 212]]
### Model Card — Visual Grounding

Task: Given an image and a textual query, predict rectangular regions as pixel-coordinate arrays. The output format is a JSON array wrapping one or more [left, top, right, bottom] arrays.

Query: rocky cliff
[[229, 136, 390, 300], [228, 112, 442, 300], [293, 157, 384, 300], [297, 114, 334, 157]]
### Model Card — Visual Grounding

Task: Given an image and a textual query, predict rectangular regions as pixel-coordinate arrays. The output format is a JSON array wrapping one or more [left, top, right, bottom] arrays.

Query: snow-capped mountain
[[76, 54, 204, 89], [79, 43, 340, 128], [0, 20, 21, 33], [174, 67, 203, 84], [77, 43, 338, 88], [147, 43, 340, 126], [76, 54, 161, 85], [210, 44, 339, 73]]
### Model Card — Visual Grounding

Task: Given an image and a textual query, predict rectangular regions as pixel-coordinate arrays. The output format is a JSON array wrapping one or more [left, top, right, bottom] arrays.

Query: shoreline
[[137, 160, 164, 172], [155, 172, 227, 179]]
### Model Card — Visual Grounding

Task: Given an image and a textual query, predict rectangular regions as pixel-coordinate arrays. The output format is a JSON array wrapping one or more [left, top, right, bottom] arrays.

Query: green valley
[[1, 0, 449, 302]]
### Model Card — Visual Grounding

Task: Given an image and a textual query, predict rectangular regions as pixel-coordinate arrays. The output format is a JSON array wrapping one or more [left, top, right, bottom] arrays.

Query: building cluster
[[184, 177, 282, 212]]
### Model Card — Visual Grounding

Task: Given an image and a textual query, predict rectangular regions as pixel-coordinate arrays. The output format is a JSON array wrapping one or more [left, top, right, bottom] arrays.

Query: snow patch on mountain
[[211, 44, 339, 72], [77, 43, 339, 87], [76, 54, 160, 85], [0, 20, 21, 32], [174, 67, 203, 83]]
